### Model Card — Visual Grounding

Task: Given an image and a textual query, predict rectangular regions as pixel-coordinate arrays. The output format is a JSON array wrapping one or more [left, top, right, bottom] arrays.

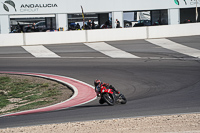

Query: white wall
[[87, 27, 147, 42], [0, 0, 199, 15], [168, 9, 180, 25], [112, 12, 123, 28], [56, 14, 68, 31], [0, 23, 200, 47], [0, 15, 10, 34], [148, 23, 200, 38], [25, 30, 86, 45], [0, 33, 24, 46]]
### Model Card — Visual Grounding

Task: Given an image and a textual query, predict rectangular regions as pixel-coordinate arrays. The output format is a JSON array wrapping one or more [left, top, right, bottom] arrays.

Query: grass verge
[[0, 74, 73, 115]]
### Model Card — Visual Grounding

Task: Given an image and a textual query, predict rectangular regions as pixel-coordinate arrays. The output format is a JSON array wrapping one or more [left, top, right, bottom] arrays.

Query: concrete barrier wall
[[148, 23, 200, 38], [25, 30, 86, 45], [0, 33, 24, 46], [87, 27, 147, 42], [0, 23, 200, 47]]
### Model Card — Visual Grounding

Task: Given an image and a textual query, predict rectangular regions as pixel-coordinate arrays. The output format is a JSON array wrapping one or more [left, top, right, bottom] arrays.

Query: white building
[[0, 0, 199, 34]]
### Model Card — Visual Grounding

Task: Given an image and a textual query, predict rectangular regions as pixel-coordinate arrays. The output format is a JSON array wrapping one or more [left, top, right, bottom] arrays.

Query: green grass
[[0, 77, 11, 83], [6, 101, 52, 113], [0, 96, 10, 108], [0, 75, 62, 114]]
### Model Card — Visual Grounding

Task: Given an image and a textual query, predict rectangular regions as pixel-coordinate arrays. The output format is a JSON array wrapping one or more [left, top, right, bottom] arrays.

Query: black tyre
[[99, 98, 105, 104], [102, 93, 115, 106], [119, 94, 127, 104]]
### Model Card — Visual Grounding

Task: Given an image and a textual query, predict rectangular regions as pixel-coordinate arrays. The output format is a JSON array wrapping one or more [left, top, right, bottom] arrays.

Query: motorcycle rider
[[94, 79, 120, 104]]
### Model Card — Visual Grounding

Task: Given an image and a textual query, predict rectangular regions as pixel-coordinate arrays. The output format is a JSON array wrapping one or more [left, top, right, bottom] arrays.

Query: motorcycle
[[100, 86, 127, 106]]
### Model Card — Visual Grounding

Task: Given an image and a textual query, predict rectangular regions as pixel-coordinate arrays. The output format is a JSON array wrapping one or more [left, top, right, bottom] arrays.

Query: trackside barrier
[[86, 27, 147, 42], [0, 23, 200, 47], [148, 23, 200, 38], [25, 30, 86, 45], [0, 33, 24, 46]]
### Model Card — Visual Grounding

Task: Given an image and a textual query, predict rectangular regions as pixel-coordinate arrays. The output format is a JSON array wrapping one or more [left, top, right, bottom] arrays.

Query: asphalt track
[[0, 36, 200, 128]]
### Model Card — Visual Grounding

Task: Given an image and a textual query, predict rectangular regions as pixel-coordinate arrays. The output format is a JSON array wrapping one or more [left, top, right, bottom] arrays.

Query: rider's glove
[[97, 93, 101, 97]]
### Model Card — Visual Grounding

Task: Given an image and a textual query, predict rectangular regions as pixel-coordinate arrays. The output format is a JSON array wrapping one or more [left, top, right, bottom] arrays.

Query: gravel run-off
[[0, 113, 200, 133]]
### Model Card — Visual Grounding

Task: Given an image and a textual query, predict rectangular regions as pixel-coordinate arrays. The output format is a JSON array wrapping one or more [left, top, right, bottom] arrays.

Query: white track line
[[22, 45, 60, 58], [0, 71, 97, 117], [146, 39, 200, 58], [84, 42, 140, 58]]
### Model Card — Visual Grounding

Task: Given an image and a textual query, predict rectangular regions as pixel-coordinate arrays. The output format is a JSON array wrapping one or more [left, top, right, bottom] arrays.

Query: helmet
[[94, 79, 101, 87]]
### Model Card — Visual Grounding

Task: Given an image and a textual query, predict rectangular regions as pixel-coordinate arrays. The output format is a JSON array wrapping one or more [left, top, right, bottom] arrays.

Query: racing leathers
[[95, 82, 120, 104]]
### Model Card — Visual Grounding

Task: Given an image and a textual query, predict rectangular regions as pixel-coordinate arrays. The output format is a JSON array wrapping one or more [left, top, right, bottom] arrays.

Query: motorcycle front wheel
[[102, 93, 115, 106]]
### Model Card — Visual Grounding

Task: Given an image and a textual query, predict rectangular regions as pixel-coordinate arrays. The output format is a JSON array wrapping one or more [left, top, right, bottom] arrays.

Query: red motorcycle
[[100, 86, 127, 106]]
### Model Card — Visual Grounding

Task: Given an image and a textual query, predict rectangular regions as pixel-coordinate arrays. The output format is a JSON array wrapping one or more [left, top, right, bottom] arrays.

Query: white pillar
[[56, 14, 68, 31], [0, 15, 10, 34], [168, 9, 180, 25], [112, 11, 124, 28]]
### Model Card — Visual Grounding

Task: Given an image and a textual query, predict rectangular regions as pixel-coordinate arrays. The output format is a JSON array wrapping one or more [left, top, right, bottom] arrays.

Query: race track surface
[[0, 35, 200, 128]]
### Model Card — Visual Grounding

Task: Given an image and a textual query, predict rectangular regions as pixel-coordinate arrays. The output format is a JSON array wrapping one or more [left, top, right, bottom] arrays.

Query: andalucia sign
[[1, 0, 58, 13]]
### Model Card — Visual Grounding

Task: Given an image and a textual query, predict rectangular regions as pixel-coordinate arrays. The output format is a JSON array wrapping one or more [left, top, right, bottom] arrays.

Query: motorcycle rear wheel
[[102, 93, 115, 106], [119, 94, 127, 104]]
